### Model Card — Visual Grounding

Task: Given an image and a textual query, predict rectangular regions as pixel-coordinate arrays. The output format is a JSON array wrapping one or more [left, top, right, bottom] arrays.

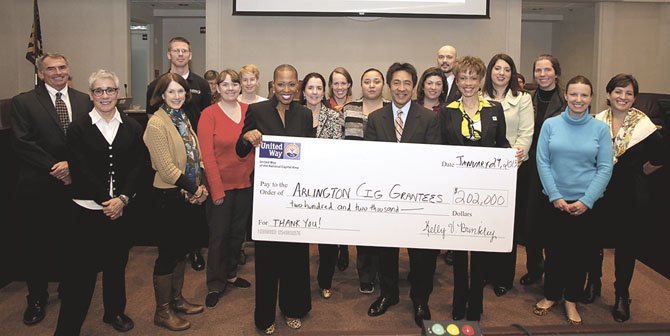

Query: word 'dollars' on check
[[252, 135, 518, 253]]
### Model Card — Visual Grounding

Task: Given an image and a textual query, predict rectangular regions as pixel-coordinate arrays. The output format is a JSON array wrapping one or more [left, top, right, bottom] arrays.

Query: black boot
[[612, 296, 631, 322], [581, 277, 601, 304]]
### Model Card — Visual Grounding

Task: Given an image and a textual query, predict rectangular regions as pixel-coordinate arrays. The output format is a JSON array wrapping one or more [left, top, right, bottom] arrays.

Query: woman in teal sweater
[[532, 75, 613, 325]]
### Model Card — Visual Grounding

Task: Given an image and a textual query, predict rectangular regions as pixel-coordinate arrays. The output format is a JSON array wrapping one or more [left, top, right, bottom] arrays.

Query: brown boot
[[153, 274, 191, 331], [172, 260, 204, 314]]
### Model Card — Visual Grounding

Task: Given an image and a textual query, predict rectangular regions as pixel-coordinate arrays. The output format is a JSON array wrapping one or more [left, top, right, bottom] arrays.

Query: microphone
[[124, 83, 128, 97]]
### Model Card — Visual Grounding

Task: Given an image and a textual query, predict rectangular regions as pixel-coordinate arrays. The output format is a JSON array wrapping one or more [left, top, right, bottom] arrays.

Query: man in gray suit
[[10, 53, 91, 325], [365, 62, 441, 328]]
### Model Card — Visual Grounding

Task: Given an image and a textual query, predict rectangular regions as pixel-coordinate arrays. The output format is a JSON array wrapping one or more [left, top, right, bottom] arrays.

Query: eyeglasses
[[170, 48, 190, 54], [91, 87, 119, 97]]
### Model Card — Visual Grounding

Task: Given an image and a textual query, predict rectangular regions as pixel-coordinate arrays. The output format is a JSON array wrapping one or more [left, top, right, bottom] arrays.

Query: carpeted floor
[[0, 245, 668, 335]]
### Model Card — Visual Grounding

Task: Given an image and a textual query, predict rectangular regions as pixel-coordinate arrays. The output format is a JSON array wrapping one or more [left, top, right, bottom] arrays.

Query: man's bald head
[[437, 45, 458, 74]]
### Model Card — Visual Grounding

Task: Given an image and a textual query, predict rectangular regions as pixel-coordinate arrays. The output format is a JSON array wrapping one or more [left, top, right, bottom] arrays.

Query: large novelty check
[[252, 135, 518, 253]]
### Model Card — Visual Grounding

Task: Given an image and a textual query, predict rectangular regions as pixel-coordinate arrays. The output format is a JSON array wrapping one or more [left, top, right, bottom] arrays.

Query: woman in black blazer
[[236, 64, 313, 335], [54, 69, 145, 335], [439, 56, 511, 322]]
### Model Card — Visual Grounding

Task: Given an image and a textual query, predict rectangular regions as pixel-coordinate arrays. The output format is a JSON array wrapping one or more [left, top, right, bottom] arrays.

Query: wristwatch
[[118, 194, 130, 206]]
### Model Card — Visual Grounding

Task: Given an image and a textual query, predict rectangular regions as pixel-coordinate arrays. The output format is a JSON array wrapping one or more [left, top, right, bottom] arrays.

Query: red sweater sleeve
[[198, 104, 227, 201]]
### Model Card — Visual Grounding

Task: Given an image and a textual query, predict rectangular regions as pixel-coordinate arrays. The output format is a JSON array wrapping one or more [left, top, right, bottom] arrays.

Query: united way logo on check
[[259, 141, 301, 160]]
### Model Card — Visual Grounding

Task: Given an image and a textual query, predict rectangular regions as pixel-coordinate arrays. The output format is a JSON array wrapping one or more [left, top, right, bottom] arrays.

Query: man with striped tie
[[10, 53, 92, 326], [364, 62, 441, 328]]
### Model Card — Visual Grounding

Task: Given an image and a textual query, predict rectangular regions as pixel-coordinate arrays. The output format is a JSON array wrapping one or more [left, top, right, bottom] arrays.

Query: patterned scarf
[[163, 104, 201, 185], [595, 107, 657, 164]]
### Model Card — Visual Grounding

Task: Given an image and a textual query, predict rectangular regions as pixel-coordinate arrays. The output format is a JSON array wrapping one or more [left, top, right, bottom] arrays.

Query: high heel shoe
[[284, 317, 302, 329], [565, 301, 582, 325], [320, 288, 333, 299], [581, 278, 601, 304], [533, 299, 557, 316], [612, 296, 631, 322], [261, 323, 275, 335]]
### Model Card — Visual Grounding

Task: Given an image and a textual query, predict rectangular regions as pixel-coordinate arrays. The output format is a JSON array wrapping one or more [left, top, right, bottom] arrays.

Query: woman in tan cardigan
[[144, 73, 208, 331]]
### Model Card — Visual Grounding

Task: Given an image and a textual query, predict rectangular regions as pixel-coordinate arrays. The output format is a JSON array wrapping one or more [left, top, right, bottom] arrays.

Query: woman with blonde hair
[[238, 64, 268, 104]]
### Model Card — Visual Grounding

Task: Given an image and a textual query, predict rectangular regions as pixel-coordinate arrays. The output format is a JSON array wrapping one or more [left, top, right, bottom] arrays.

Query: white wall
[[206, 0, 522, 98], [2, 0, 129, 98], [162, 18, 207, 76], [520, 21, 553, 79], [552, 4, 596, 102], [594, 2, 670, 112]]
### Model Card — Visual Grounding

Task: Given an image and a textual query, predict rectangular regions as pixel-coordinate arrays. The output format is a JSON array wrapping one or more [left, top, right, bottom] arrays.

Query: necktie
[[395, 110, 403, 142], [55, 92, 70, 132]]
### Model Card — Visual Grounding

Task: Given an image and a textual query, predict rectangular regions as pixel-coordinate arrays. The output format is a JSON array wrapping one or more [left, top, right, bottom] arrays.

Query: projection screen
[[233, 0, 490, 18]]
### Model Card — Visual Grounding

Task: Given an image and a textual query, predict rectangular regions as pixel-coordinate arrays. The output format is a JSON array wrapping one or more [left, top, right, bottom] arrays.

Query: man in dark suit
[[146, 36, 212, 271], [365, 62, 441, 328], [10, 53, 92, 325], [437, 45, 461, 105]]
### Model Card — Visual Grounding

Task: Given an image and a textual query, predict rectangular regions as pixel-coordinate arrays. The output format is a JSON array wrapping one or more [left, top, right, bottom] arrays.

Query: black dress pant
[[376, 247, 438, 304], [18, 191, 69, 304], [452, 251, 488, 315], [585, 247, 636, 298], [523, 160, 545, 277], [54, 206, 130, 336], [206, 187, 252, 292], [542, 200, 593, 303], [254, 241, 311, 330], [356, 245, 380, 284], [154, 188, 197, 275], [489, 162, 532, 288], [613, 248, 636, 298], [317, 244, 338, 289]]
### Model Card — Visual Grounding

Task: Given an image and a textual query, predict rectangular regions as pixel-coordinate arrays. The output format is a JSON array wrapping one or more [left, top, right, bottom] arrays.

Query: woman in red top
[[198, 69, 255, 309]]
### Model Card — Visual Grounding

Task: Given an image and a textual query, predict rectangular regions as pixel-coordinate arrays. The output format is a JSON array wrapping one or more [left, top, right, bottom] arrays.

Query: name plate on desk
[[252, 135, 517, 252]]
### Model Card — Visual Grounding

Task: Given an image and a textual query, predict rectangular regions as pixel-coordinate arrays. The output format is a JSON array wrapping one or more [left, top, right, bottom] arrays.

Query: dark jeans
[[206, 187, 252, 292], [154, 188, 200, 275], [54, 206, 130, 336]]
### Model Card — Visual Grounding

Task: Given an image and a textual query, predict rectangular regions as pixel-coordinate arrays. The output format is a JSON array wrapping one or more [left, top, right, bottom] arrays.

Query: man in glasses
[[145, 37, 212, 272], [10, 53, 92, 326]]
